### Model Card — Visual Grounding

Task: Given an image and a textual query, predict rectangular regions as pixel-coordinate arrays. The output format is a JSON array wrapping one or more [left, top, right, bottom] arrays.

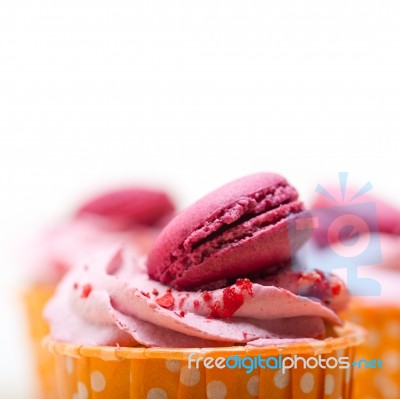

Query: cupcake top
[[28, 186, 175, 285], [44, 173, 350, 347]]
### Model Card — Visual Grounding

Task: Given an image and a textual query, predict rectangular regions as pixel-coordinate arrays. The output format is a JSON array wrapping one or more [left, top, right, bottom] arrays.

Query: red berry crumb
[[73, 282, 78, 290], [156, 292, 175, 310], [209, 286, 245, 319], [332, 281, 341, 295], [81, 284, 92, 298], [202, 291, 212, 302], [236, 278, 253, 296], [152, 288, 159, 296], [141, 291, 150, 298], [178, 297, 186, 308]]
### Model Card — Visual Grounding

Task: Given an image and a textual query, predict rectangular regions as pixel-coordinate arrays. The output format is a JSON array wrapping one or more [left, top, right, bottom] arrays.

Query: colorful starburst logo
[[289, 172, 382, 296]]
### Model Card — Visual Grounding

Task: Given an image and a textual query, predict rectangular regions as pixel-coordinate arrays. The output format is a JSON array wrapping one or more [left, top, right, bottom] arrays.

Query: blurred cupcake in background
[[22, 186, 176, 399], [297, 177, 400, 399]]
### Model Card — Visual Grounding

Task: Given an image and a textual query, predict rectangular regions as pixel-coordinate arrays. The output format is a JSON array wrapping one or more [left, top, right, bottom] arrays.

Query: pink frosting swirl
[[45, 246, 349, 348]]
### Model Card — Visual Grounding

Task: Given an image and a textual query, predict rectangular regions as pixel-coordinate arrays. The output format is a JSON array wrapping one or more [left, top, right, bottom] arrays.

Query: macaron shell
[[152, 173, 291, 251], [76, 187, 175, 228], [148, 173, 309, 290]]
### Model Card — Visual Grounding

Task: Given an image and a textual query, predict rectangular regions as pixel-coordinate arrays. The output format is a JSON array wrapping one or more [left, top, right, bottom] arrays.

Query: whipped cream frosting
[[44, 246, 349, 348]]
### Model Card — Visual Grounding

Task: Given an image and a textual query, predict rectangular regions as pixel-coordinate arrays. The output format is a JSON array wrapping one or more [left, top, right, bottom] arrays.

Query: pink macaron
[[76, 187, 175, 230], [147, 173, 310, 290]]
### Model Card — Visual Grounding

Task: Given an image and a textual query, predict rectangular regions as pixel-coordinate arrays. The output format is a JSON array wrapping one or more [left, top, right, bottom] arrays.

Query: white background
[[1, 1, 400, 397]]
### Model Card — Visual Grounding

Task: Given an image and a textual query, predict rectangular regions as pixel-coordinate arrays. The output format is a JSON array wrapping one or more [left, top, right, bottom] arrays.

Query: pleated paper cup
[[343, 300, 400, 399], [22, 284, 57, 399], [45, 322, 365, 399]]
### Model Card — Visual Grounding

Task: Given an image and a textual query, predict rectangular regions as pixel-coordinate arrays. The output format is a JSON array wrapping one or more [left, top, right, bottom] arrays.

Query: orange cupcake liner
[[45, 322, 365, 399], [343, 300, 400, 399], [22, 284, 57, 399]]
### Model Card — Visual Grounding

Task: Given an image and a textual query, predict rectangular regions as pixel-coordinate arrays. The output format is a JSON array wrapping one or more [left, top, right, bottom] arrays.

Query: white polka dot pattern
[[324, 374, 334, 395], [179, 366, 200, 386], [165, 359, 181, 373], [65, 356, 74, 374], [367, 329, 380, 347], [274, 369, 290, 389], [246, 376, 259, 396], [147, 387, 168, 399], [207, 380, 227, 399], [385, 321, 400, 338], [51, 333, 364, 399], [382, 350, 400, 371], [90, 371, 106, 392], [77, 382, 88, 399], [300, 372, 314, 394], [373, 372, 383, 389], [344, 308, 400, 398]]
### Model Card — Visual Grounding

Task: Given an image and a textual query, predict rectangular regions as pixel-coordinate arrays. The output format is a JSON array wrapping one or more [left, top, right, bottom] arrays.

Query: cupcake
[[23, 186, 175, 399], [44, 173, 365, 399], [302, 181, 400, 399]]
